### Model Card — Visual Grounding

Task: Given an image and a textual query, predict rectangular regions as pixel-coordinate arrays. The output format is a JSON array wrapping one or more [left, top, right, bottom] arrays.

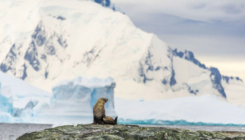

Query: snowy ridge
[[0, 0, 244, 108]]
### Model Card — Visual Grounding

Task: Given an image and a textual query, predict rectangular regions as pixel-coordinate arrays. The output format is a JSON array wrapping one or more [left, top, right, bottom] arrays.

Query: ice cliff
[[47, 77, 117, 124]]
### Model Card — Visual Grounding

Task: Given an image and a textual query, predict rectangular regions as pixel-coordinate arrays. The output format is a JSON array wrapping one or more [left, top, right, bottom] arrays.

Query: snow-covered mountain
[[0, 0, 244, 107]]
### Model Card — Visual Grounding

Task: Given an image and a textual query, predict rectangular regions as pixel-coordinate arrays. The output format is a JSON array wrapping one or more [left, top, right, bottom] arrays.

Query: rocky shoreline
[[17, 124, 245, 140]]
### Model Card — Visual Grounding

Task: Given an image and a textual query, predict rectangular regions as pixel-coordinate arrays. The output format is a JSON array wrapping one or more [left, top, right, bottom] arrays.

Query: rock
[[17, 124, 245, 140]]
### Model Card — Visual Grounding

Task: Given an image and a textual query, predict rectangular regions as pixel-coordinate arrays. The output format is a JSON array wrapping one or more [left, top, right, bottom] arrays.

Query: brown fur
[[93, 98, 108, 124], [103, 116, 118, 125]]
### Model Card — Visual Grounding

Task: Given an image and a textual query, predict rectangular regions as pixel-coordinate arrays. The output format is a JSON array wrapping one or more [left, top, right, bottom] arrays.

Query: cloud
[[113, 0, 245, 22], [222, 3, 245, 15]]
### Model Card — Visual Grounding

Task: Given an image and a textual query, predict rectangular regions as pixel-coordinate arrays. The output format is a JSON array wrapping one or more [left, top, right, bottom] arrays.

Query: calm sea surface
[[0, 123, 52, 140]]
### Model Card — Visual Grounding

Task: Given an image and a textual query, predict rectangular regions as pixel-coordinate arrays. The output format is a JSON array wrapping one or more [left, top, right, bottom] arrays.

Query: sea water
[[0, 123, 52, 140]]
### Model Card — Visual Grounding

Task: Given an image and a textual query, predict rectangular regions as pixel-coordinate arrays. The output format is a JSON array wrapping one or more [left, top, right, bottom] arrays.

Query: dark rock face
[[0, 44, 17, 73], [57, 16, 66, 20], [223, 76, 243, 84], [24, 41, 41, 71], [172, 49, 207, 69], [170, 68, 177, 86], [21, 64, 28, 80], [139, 62, 153, 84], [210, 67, 226, 98], [94, 0, 110, 7], [17, 124, 245, 140]]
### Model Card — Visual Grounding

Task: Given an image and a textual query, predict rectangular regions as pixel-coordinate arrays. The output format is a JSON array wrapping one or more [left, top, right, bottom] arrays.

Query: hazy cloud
[[113, 0, 245, 22], [222, 3, 245, 15]]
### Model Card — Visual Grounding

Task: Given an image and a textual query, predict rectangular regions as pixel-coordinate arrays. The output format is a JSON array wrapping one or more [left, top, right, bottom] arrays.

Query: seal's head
[[95, 98, 108, 106], [99, 98, 108, 103]]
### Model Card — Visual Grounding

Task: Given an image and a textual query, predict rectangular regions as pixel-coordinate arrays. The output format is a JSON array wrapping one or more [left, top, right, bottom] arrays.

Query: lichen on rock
[[17, 124, 245, 140]]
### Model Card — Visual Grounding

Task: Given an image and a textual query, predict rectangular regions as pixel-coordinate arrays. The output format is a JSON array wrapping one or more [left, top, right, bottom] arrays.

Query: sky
[[113, 0, 245, 81]]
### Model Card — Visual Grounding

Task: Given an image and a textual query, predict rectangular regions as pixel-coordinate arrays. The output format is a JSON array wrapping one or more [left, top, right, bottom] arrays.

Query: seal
[[93, 98, 108, 124], [103, 116, 118, 125]]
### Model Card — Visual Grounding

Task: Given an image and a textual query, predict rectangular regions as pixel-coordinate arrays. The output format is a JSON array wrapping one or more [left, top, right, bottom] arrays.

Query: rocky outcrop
[[17, 124, 245, 140]]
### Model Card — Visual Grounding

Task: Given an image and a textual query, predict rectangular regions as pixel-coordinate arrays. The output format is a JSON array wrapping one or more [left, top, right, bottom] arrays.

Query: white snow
[[223, 79, 245, 107]]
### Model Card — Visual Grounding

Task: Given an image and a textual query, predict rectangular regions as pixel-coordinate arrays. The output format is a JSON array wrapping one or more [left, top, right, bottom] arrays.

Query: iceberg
[[51, 77, 115, 111], [0, 72, 50, 123], [43, 77, 117, 124], [0, 73, 117, 124], [0, 94, 13, 115], [116, 95, 245, 125]]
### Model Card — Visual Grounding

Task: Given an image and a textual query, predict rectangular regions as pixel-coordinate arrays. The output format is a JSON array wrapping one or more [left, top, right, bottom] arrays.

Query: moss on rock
[[17, 124, 245, 140]]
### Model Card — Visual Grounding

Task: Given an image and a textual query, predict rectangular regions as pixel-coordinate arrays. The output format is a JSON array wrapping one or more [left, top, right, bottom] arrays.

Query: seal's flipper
[[114, 116, 118, 125], [103, 116, 118, 125]]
